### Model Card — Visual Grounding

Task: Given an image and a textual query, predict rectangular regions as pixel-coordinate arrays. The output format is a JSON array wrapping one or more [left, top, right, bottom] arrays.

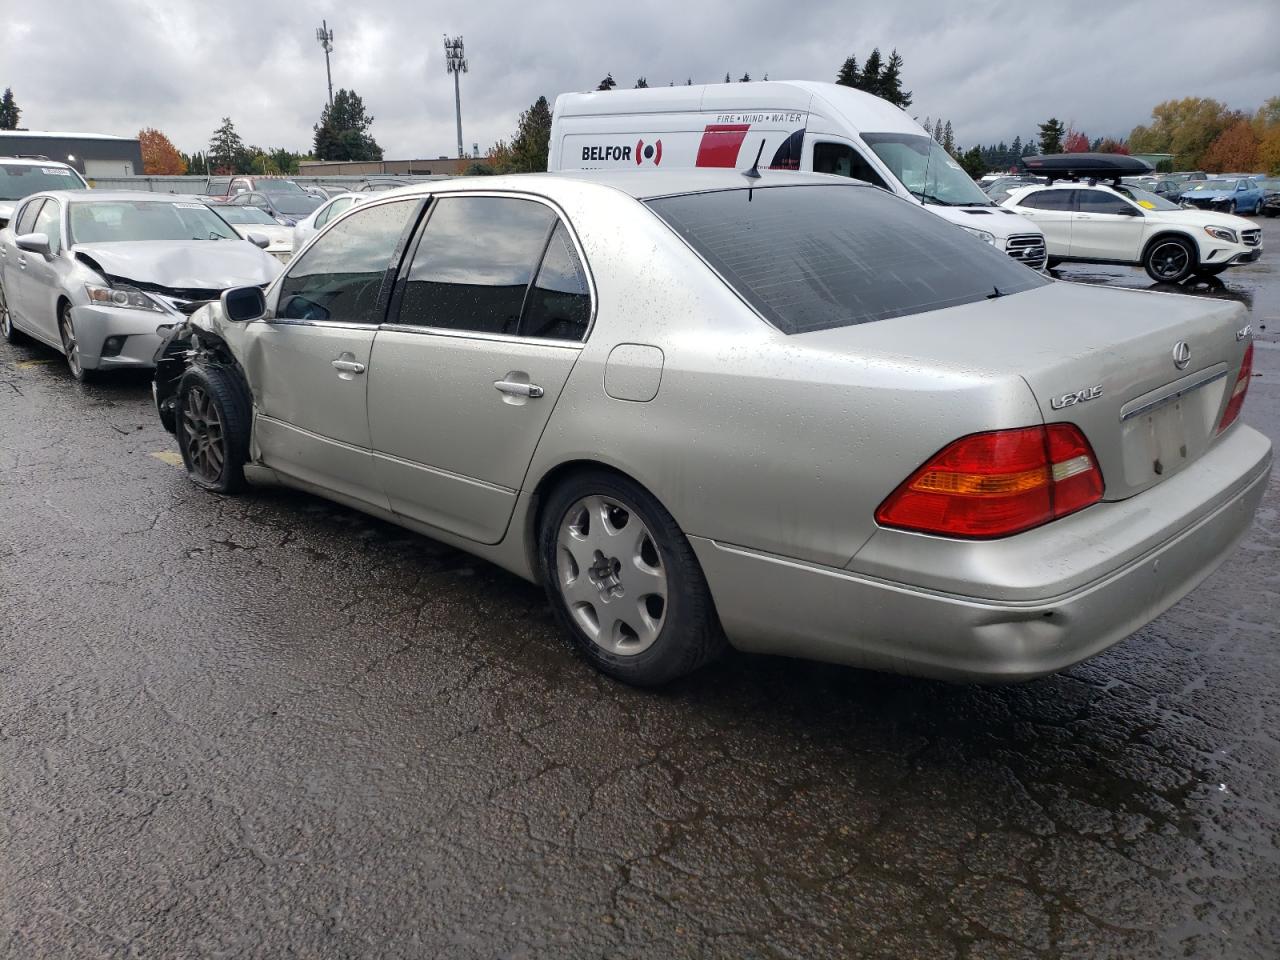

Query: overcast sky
[[4, 0, 1278, 159]]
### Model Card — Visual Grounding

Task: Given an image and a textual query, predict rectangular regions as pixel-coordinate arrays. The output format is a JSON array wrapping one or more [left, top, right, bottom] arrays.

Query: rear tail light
[[1217, 342, 1253, 434], [875, 424, 1104, 539]]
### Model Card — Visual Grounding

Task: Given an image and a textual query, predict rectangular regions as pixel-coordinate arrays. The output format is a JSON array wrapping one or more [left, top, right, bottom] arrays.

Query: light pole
[[443, 35, 467, 159], [315, 21, 335, 107]]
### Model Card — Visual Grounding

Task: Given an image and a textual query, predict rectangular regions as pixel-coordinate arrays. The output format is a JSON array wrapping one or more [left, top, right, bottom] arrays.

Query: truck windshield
[[0, 163, 87, 200], [647, 183, 1046, 335], [861, 133, 992, 207]]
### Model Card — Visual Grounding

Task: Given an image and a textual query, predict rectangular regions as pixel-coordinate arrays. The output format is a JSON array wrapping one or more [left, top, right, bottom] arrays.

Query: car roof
[[0, 156, 79, 168], [376, 169, 876, 203]]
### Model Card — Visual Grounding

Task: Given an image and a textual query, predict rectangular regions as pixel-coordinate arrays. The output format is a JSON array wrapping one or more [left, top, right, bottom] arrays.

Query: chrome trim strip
[[377, 323, 584, 349], [264, 318, 377, 331], [1119, 368, 1228, 422]]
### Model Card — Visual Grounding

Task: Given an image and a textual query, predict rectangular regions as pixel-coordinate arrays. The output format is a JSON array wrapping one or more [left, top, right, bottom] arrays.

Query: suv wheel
[[1143, 237, 1196, 284], [539, 471, 726, 686]]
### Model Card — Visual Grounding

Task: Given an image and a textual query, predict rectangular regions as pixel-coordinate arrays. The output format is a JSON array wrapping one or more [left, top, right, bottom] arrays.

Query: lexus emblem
[[1172, 341, 1191, 370]]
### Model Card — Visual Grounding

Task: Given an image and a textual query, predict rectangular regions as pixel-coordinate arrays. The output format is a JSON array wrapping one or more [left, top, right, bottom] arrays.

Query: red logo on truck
[[696, 124, 750, 167], [635, 139, 663, 165]]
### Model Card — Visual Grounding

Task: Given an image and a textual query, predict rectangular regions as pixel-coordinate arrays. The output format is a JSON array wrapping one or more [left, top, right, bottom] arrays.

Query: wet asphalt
[[1, 221, 1278, 960]]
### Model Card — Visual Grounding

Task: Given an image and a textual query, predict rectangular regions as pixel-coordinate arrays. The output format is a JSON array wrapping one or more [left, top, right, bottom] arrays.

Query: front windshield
[[1188, 180, 1238, 192], [215, 205, 277, 225], [68, 200, 239, 244], [272, 194, 324, 216], [861, 132, 992, 206], [0, 163, 86, 201], [1114, 186, 1180, 211], [258, 179, 304, 194]]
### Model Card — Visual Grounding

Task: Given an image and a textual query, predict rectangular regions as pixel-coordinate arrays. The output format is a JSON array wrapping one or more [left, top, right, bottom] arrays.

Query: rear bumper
[[692, 425, 1271, 681]]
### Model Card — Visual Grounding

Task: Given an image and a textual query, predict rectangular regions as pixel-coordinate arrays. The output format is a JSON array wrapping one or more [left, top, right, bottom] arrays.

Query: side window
[[521, 222, 591, 341], [277, 199, 418, 325], [248, 193, 268, 209], [33, 199, 62, 251], [813, 142, 890, 190], [1019, 190, 1073, 210], [14, 199, 43, 236], [395, 196, 555, 334], [1077, 190, 1133, 215]]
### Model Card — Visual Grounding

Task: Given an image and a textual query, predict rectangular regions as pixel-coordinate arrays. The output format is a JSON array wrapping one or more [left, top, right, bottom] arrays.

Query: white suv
[[0, 157, 88, 228], [1001, 181, 1261, 283]]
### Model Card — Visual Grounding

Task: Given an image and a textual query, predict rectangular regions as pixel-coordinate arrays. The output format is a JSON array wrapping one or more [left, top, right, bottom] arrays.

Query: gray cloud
[[4, 0, 1278, 160]]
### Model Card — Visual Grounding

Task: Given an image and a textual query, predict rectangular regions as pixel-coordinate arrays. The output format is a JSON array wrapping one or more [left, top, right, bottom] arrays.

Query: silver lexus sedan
[[0, 192, 281, 381], [152, 171, 1271, 686]]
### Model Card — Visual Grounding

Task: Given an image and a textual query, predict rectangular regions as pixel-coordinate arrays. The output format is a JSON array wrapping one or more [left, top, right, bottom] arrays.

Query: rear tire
[[0, 282, 25, 344], [175, 364, 251, 494], [539, 470, 726, 686], [1143, 237, 1196, 284]]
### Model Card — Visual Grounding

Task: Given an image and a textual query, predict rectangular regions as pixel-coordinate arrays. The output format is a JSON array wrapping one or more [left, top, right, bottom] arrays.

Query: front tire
[[0, 282, 25, 344], [58, 302, 95, 382], [1143, 237, 1196, 284], [539, 470, 725, 686], [175, 364, 251, 494]]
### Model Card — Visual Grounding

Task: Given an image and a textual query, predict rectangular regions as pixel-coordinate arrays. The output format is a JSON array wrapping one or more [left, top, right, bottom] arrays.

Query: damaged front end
[[151, 299, 255, 435]]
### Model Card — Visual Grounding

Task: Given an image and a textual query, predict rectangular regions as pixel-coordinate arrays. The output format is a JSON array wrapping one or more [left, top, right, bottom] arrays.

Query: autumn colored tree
[[1201, 120, 1260, 173], [137, 128, 186, 174], [1063, 129, 1090, 153], [1095, 137, 1130, 155], [1129, 98, 1241, 170]]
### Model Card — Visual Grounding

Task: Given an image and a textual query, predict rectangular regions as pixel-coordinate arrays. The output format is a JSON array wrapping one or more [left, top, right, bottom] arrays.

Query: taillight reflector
[[875, 424, 1104, 539], [1217, 342, 1253, 434]]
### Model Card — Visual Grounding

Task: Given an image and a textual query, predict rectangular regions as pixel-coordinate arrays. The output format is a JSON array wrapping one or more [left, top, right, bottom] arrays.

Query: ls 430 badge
[[1050, 385, 1103, 410]]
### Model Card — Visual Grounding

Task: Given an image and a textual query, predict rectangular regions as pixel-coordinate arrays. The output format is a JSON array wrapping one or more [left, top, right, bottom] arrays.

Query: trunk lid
[[802, 280, 1249, 501]]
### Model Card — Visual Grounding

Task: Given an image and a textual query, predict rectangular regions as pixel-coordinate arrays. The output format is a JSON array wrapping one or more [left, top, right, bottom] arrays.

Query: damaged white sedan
[[0, 192, 281, 381]]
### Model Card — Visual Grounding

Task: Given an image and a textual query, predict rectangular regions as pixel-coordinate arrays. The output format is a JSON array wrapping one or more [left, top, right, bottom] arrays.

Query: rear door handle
[[494, 379, 544, 398], [331, 358, 366, 374]]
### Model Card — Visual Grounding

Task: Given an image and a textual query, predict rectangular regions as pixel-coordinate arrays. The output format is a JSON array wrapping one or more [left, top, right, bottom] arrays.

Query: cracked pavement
[[2, 222, 1279, 958]]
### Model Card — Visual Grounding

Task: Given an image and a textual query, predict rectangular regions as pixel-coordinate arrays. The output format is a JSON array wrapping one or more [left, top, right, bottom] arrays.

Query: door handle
[[331, 358, 366, 374], [494, 379, 544, 398]]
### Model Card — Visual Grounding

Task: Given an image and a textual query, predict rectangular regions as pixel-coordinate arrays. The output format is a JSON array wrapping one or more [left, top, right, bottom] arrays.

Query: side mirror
[[245, 232, 270, 249], [15, 232, 52, 256], [221, 285, 267, 323]]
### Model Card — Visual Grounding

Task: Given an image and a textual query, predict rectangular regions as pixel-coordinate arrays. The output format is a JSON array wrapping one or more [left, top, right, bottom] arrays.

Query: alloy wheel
[[181, 385, 226, 484], [0, 284, 11, 338], [58, 311, 83, 378], [1150, 241, 1190, 281], [556, 495, 668, 656]]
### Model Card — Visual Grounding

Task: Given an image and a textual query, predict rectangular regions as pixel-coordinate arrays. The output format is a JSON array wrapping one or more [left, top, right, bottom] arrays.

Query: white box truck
[[549, 80, 1047, 270]]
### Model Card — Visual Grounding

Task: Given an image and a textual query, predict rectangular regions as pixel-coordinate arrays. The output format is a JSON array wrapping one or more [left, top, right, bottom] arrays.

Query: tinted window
[[1077, 190, 1134, 215], [0, 163, 85, 201], [521, 222, 591, 341], [1018, 190, 1074, 210], [647, 184, 1047, 335], [278, 200, 417, 324], [396, 196, 555, 334], [813, 142, 890, 190], [14, 198, 43, 235], [33, 199, 61, 251]]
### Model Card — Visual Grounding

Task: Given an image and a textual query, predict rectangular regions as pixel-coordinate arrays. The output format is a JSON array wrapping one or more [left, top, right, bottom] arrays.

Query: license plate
[[1119, 369, 1227, 485]]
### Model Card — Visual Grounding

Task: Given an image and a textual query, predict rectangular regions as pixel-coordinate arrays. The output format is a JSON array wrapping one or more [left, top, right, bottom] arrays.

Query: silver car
[[152, 171, 1271, 686], [0, 192, 282, 381], [291, 192, 370, 251]]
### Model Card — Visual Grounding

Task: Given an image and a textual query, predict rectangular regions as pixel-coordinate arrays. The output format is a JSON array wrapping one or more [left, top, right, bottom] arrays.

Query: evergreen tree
[[596, 74, 616, 92], [933, 119, 944, 143], [0, 88, 20, 130], [835, 56, 860, 87], [739, 73, 751, 83], [508, 96, 554, 173], [724, 72, 731, 83], [879, 50, 912, 108], [208, 117, 247, 173], [860, 49, 884, 98], [686, 77, 693, 85], [957, 146, 985, 179], [942, 120, 955, 155], [312, 88, 383, 161], [634, 77, 649, 88], [1010, 135, 1022, 158], [1038, 117, 1065, 154]]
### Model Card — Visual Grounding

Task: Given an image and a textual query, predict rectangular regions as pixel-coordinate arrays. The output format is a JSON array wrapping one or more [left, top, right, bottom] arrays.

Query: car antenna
[[743, 139, 766, 200]]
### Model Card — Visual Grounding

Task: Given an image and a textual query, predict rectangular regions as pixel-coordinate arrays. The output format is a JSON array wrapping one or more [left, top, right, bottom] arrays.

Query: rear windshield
[[646, 184, 1048, 335]]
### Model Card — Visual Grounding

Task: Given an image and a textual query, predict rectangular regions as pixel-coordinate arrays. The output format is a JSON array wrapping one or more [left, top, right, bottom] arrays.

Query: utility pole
[[444, 35, 467, 159], [315, 21, 335, 107]]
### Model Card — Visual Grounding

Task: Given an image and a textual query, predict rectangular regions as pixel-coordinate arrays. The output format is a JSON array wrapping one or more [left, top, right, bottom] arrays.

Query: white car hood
[[927, 204, 1044, 240], [1148, 208, 1255, 231], [72, 239, 282, 289]]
